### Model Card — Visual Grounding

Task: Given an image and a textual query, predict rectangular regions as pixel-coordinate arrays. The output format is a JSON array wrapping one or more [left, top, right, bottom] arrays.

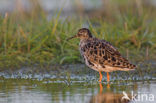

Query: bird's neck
[[80, 38, 89, 43], [79, 39, 87, 46], [79, 37, 92, 46]]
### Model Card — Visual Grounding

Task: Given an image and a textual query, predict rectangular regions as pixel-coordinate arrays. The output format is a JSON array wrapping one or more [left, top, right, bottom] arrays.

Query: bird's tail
[[127, 63, 136, 70]]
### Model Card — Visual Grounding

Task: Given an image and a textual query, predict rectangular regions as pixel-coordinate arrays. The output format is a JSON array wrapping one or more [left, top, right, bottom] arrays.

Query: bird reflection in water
[[89, 83, 132, 103]]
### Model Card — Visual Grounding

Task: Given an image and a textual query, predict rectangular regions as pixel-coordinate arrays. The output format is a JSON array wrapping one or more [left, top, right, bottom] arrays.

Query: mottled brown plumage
[[80, 37, 136, 72], [67, 28, 136, 82]]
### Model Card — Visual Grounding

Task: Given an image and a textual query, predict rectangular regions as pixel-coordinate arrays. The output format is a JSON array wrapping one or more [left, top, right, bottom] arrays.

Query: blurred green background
[[0, 0, 156, 69]]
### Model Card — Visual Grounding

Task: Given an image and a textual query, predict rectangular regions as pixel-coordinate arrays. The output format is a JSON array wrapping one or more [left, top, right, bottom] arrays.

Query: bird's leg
[[106, 72, 110, 89], [107, 72, 110, 82], [107, 83, 110, 89], [99, 83, 103, 93], [99, 71, 103, 82]]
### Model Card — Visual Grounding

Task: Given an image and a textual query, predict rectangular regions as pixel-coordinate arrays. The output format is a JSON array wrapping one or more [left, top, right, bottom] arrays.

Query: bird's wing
[[101, 40, 122, 57], [82, 39, 135, 69]]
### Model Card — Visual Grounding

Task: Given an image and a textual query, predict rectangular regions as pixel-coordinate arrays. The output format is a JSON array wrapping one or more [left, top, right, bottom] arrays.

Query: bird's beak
[[66, 34, 77, 41]]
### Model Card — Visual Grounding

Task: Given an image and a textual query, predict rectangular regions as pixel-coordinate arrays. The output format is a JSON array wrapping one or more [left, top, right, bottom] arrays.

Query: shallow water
[[0, 63, 155, 103], [0, 79, 155, 103]]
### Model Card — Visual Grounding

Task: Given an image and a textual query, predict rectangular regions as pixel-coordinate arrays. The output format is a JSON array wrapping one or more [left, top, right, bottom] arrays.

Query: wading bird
[[67, 28, 136, 82]]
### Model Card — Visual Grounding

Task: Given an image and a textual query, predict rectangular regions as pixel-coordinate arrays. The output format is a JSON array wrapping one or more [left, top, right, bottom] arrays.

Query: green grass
[[0, 1, 156, 69]]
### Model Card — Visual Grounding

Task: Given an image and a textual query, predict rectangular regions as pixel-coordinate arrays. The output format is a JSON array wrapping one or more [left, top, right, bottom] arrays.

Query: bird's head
[[67, 28, 92, 41]]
